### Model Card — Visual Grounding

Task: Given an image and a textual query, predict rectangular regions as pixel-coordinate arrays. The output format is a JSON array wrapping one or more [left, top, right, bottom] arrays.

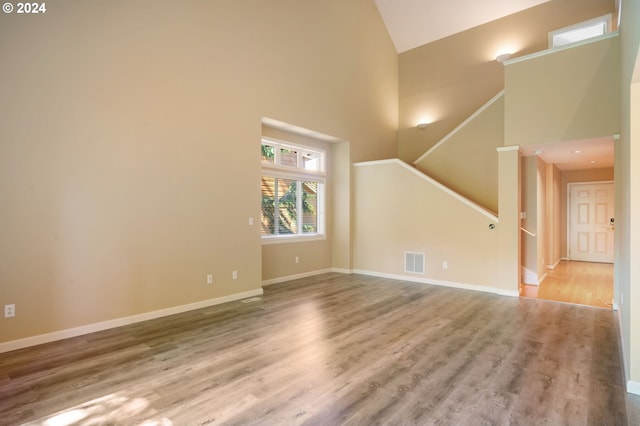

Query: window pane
[[302, 152, 319, 171], [553, 22, 606, 47], [261, 176, 276, 235], [261, 140, 325, 240], [280, 148, 298, 168], [302, 181, 318, 233], [261, 144, 275, 163], [278, 179, 297, 234]]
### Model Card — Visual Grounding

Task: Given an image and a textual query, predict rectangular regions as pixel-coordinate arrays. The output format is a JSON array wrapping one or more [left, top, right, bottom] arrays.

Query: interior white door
[[568, 182, 614, 263]]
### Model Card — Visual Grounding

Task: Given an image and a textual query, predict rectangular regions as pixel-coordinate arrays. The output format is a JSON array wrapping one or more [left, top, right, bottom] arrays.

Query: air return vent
[[405, 252, 425, 274]]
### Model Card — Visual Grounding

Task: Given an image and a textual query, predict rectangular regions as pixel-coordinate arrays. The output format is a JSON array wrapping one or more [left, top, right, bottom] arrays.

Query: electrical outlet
[[207, 274, 213, 284], [232, 271, 238, 280], [5, 304, 15, 318], [442, 261, 448, 269], [248, 217, 254, 226], [295, 256, 299, 264]]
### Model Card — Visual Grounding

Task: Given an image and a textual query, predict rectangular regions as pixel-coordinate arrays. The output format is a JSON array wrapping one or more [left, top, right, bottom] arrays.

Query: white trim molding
[[352, 269, 519, 297], [263, 268, 519, 298], [504, 31, 619, 65], [616, 309, 631, 393], [262, 268, 335, 286], [354, 159, 499, 222], [546, 258, 562, 270], [331, 268, 353, 275], [628, 381, 640, 396], [414, 90, 505, 164], [496, 145, 520, 153], [0, 288, 264, 354], [538, 272, 548, 285]]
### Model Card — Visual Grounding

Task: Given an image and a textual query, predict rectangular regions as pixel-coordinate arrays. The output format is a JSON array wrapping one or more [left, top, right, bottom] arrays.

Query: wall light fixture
[[495, 53, 512, 63]]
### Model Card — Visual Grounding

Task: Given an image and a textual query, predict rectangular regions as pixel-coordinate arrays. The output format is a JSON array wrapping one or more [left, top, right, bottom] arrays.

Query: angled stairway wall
[[352, 159, 517, 296], [414, 91, 504, 214]]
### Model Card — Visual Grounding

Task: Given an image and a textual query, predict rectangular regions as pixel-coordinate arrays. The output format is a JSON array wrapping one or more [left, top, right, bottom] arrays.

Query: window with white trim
[[548, 14, 611, 48], [260, 139, 325, 241]]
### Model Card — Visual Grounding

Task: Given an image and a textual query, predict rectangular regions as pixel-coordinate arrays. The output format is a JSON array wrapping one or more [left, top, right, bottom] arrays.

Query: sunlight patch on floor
[[32, 392, 172, 426]]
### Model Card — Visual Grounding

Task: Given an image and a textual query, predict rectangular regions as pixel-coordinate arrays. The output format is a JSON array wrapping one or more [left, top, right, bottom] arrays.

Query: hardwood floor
[[0, 273, 629, 425], [522, 260, 614, 309]]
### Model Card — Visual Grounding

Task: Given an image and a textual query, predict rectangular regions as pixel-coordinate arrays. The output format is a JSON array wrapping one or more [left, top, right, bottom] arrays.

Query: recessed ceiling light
[[590, 160, 597, 164], [572, 150, 582, 154], [535, 149, 543, 155]]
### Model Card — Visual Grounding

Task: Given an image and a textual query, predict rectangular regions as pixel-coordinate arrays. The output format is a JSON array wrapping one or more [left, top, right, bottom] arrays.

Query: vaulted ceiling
[[375, 0, 617, 170], [374, 0, 552, 53]]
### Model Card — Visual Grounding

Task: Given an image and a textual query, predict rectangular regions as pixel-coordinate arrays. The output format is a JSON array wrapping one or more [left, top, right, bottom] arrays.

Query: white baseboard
[[615, 309, 632, 394], [628, 380, 640, 395], [521, 268, 548, 285], [352, 269, 520, 297], [538, 272, 548, 285], [0, 288, 264, 354], [331, 268, 352, 275], [546, 258, 562, 270], [262, 268, 335, 286], [521, 266, 538, 286]]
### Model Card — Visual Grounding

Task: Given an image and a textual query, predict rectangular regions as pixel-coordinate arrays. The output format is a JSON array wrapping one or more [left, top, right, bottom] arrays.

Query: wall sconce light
[[416, 122, 430, 129], [495, 53, 512, 63]]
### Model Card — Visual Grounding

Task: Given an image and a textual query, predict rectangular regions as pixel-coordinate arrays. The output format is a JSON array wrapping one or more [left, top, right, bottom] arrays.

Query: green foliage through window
[[261, 178, 318, 235], [260, 139, 324, 238]]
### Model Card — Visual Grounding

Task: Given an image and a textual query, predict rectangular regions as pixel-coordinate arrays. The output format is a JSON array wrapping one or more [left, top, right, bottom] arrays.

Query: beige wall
[[619, 0, 640, 388], [497, 147, 521, 293], [630, 80, 640, 385], [536, 157, 547, 279], [558, 168, 614, 258], [353, 160, 501, 291], [520, 155, 548, 283], [398, 0, 616, 163], [545, 164, 562, 267], [414, 94, 503, 213], [0, 0, 398, 343], [505, 35, 620, 148], [521, 157, 538, 281]]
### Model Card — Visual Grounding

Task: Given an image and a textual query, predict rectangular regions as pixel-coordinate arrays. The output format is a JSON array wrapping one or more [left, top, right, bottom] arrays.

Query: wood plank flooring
[[0, 273, 629, 425], [522, 261, 614, 309]]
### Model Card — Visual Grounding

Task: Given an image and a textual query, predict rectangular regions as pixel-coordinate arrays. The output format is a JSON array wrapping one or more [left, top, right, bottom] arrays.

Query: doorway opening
[[522, 260, 613, 309], [518, 145, 615, 309]]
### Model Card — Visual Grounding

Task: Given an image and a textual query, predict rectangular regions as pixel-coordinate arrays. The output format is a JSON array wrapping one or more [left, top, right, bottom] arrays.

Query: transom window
[[549, 14, 611, 48], [260, 139, 325, 242], [261, 142, 324, 172]]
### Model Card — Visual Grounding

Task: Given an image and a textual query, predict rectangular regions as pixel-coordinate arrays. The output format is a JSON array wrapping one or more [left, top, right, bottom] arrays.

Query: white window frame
[[548, 14, 612, 49], [261, 138, 326, 244]]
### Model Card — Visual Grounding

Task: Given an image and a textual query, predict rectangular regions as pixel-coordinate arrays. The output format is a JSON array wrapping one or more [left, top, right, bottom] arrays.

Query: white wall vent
[[405, 252, 425, 274]]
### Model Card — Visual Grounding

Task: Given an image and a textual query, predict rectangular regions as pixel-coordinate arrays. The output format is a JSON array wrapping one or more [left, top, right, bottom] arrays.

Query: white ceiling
[[374, 0, 552, 53], [520, 137, 615, 171]]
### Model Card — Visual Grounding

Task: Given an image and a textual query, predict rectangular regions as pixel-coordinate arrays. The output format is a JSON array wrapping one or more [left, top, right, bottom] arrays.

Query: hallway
[[522, 260, 613, 309]]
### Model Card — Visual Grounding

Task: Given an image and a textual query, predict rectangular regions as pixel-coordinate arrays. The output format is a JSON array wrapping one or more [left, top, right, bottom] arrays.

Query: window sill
[[261, 234, 326, 245]]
